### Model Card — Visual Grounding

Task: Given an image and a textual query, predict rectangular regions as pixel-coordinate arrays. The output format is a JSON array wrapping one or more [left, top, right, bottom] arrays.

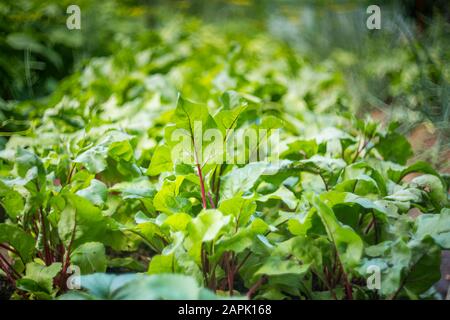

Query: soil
[[436, 251, 450, 299], [0, 276, 14, 300]]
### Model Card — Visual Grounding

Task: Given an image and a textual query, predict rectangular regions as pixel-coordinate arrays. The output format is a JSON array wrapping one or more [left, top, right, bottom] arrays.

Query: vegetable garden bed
[[0, 7, 449, 301]]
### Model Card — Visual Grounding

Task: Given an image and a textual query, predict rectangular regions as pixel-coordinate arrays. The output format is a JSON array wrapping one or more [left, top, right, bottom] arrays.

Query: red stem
[[213, 164, 223, 207], [364, 218, 376, 234], [247, 276, 267, 299], [207, 192, 216, 209], [59, 223, 76, 291], [66, 163, 76, 185], [0, 253, 20, 280], [200, 244, 210, 286], [196, 163, 208, 209], [34, 181, 53, 265], [0, 258, 16, 283], [38, 208, 52, 265], [227, 253, 235, 295], [62, 223, 77, 275], [339, 262, 353, 300], [0, 243, 19, 256]]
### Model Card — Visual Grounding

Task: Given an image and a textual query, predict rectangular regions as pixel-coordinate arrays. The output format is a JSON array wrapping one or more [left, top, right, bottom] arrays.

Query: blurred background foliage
[[0, 0, 449, 172]]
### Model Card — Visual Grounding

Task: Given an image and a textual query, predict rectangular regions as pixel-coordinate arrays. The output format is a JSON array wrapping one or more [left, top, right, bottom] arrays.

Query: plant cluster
[[0, 19, 448, 300]]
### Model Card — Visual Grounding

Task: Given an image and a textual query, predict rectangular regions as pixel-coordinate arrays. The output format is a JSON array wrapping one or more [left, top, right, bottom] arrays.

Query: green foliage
[[0, 16, 448, 301], [58, 273, 226, 300]]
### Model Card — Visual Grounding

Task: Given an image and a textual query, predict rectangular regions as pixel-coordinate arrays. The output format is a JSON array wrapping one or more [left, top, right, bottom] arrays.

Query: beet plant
[[0, 19, 448, 300]]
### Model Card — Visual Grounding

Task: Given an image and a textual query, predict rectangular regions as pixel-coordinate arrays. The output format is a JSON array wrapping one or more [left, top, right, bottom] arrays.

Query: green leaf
[[402, 238, 441, 297], [218, 197, 256, 227], [0, 223, 35, 261], [389, 161, 444, 185], [185, 209, 231, 264], [220, 161, 283, 200], [311, 196, 363, 271], [162, 212, 192, 231], [13, 148, 45, 180], [74, 145, 108, 174], [410, 174, 448, 209], [257, 185, 298, 210], [173, 95, 212, 133], [214, 103, 247, 135], [76, 179, 107, 207], [321, 191, 396, 223], [275, 236, 323, 270], [166, 95, 217, 165], [414, 209, 450, 249], [147, 254, 177, 274], [187, 209, 231, 243], [147, 145, 173, 176], [219, 90, 247, 110], [376, 132, 413, 165], [108, 140, 134, 162], [57, 194, 116, 249], [110, 177, 156, 199], [19, 262, 62, 295], [360, 237, 441, 297], [280, 139, 318, 160], [70, 242, 107, 274], [59, 273, 225, 300], [213, 218, 269, 259], [337, 162, 387, 196], [256, 257, 310, 276], [0, 180, 24, 218], [153, 176, 191, 214]]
